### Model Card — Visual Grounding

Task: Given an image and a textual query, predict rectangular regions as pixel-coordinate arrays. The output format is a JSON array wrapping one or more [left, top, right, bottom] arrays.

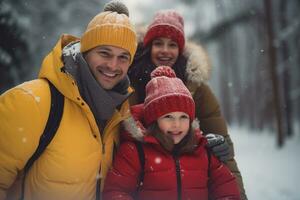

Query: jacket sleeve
[[102, 142, 141, 200], [193, 83, 227, 135], [194, 83, 248, 200], [0, 85, 49, 200], [208, 155, 241, 200]]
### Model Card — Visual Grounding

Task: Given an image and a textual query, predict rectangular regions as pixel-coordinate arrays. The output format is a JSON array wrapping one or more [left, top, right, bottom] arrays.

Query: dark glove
[[206, 133, 230, 162]]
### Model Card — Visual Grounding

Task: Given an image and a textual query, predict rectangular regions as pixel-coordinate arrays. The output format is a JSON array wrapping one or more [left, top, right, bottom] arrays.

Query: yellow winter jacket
[[0, 34, 132, 200]]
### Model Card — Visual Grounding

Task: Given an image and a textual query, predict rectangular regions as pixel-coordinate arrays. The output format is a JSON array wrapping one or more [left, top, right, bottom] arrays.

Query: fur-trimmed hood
[[121, 104, 206, 146], [183, 41, 211, 86], [122, 115, 202, 143]]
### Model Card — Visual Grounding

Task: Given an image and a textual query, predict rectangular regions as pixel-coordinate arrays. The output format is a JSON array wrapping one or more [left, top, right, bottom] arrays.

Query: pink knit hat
[[143, 10, 185, 52], [143, 66, 195, 126]]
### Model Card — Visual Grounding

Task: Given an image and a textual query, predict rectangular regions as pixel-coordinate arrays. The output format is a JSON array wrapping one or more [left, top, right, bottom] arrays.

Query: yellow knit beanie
[[80, 0, 137, 63]]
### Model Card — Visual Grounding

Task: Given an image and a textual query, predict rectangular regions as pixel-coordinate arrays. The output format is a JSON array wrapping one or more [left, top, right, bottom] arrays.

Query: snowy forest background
[[1, 0, 300, 198], [1, 0, 299, 146]]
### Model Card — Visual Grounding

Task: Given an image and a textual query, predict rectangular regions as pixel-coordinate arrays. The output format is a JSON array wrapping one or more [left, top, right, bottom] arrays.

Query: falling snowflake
[[128, 143, 134, 150], [24, 89, 33, 95], [18, 127, 24, 132], [154, 157, 162, 164], [35, 96, 41, 103], [22, 137, 27, 143], [96, 173, 101, 180]]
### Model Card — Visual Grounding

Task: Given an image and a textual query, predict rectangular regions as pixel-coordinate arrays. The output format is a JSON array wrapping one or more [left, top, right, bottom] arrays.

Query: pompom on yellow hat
[[80, 0, 137, 63]]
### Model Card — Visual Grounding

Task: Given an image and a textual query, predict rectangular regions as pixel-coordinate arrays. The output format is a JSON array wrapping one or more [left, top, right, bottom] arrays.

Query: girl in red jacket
[[103, 66, 241, 200]]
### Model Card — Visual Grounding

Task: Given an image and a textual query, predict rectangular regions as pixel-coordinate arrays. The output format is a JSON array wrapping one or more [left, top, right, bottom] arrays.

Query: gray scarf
[[62, 46, 130, 133]]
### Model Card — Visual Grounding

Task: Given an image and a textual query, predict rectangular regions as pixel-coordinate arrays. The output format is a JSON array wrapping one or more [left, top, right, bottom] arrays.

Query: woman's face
[[151, 37, 179, 67]]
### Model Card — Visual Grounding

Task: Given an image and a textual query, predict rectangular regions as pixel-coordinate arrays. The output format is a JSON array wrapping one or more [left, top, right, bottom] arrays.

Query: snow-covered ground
[[230, 126, 300, 200]]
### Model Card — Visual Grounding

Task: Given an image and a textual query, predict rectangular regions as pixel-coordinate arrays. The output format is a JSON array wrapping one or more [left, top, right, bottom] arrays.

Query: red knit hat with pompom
[[143, 10, 185, 52], [143, 66, 195, 126]]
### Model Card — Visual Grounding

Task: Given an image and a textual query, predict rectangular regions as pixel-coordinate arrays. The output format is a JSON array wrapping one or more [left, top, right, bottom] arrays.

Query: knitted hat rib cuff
[[143, 25, 185, 52], [144, 94, 195, 126], [80, 25, 137, 63]]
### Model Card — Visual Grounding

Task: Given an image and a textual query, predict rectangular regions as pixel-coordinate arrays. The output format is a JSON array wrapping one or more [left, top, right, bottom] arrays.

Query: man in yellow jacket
[[0, 1, 137, 200]]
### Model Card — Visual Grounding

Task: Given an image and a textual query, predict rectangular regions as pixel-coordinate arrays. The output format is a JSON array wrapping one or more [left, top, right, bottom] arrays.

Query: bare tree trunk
[[264, 0, 285, 147], [279, 0, 293, 137], [216, 0, 233, 124]]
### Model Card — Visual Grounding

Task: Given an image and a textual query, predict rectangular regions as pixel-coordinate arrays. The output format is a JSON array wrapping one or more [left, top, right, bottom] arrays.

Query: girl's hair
[[128, 42, 188, 104], [146, 121, 198, 154]]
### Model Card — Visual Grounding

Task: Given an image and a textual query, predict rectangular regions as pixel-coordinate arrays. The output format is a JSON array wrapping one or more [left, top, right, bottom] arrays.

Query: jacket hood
[[183, 41, 211, 86], [38, 34, 81, 100], [137, 28, 212, 86], [122, 104, 206, 146]]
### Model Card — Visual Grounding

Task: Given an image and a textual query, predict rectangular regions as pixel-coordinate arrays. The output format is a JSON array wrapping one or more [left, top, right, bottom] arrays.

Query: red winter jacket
[[103, 105, 241, 200]]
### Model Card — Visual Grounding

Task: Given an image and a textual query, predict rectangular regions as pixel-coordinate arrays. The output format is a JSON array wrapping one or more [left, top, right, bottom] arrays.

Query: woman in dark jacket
[[128, 10, 247, 199], [103, 66, 241, 200]]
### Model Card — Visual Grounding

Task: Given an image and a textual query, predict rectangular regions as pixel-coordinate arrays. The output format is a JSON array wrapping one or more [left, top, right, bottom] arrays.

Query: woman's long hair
[[128, 42, 188, 104]]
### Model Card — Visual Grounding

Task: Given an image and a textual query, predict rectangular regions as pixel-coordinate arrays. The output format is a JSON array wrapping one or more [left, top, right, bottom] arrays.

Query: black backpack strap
[[133, 141, 145, 191], [21, 81, 64, 200]]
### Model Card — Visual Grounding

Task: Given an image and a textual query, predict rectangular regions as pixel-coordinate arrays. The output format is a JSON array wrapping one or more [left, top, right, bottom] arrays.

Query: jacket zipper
[[95, 110, 127, 199], [173, 155, 182, 200], [96, 143, 105, 200]]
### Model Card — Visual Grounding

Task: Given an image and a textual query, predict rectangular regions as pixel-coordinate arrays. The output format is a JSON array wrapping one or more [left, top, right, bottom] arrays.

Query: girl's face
[[151, 37, 179, 67], [157, 111, 190, 144]]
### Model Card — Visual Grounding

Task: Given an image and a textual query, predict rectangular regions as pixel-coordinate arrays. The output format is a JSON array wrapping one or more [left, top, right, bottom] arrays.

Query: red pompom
[[150, 66, 176, 79]]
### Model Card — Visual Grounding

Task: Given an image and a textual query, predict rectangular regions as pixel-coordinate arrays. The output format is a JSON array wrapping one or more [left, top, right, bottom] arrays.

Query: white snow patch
[[229, 125, 300, 200]]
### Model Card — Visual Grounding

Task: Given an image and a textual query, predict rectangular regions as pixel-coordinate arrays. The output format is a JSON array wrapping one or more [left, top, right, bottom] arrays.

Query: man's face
[[84, 46, 131, 90]]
